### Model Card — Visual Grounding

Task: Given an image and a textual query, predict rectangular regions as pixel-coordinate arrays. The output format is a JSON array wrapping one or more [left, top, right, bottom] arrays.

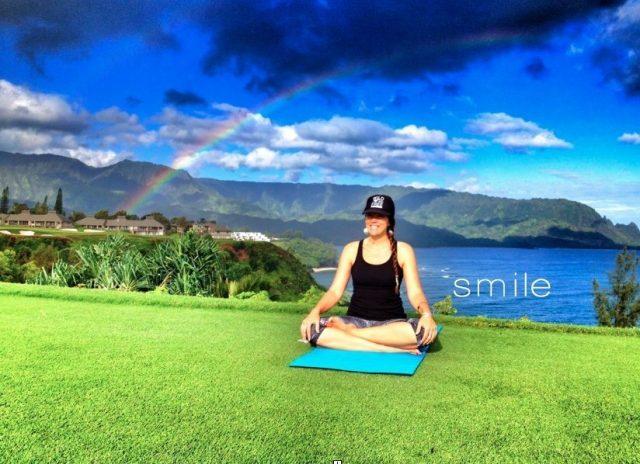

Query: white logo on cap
[[371, 195, 385, 209]]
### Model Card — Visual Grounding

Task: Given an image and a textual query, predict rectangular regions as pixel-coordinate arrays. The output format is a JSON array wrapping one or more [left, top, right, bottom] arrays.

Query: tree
[[1, 187, 8, 214], [109, 210, 128, 219], [170, 216, 192, 233], [94, 209, 110, 219], [54, 188, 63, 214], [10, 202, 29, 214], [282, 229, 304, 239], [593, 246, 640, 328], [70, 211, 86, 222], [144, 212, 171, 230], [31, 195, 49, 214]]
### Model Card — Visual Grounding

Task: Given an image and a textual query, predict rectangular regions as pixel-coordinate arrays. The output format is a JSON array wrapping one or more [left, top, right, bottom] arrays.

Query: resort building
[[75, 215, 165, 235], [230, 231, 271, 242], [0, 211, 71, 229], [192, 221, 220, 235], [75, 217, 105, 231], [210, 231, 233, 239]]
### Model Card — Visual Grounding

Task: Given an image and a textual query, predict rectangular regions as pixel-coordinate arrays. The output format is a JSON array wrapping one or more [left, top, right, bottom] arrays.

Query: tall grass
[[74, 235, 150, 291], [29, 231, 229, 296], [147, 231, 227, 296]]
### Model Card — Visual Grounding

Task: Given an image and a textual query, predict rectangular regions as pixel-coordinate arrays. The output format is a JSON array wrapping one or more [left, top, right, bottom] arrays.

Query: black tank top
[[347, 239, 406, 321]]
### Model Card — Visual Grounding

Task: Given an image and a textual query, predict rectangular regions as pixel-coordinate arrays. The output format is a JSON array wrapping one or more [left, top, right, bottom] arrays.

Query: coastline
[[312, 267, 338, 272]]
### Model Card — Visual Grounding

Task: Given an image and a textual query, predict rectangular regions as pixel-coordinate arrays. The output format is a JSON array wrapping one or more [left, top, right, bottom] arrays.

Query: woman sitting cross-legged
[[300, 194, 438, 355]]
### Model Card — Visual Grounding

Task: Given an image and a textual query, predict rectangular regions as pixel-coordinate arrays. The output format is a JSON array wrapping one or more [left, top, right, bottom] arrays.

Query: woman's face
[[364, 212, 389, 236]]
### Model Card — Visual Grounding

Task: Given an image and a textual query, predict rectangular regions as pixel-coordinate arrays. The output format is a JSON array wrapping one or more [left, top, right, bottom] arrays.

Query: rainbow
[[120, 65, 356, 212], [120, 28, 521, 214]]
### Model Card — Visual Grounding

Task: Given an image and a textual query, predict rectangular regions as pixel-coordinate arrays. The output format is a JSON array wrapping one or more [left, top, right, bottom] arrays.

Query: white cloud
[[157, 106, 466, 177], [0, 79, 88, 133], [214, 153, 245, 170], [449, 137, 490, 150], [465, 112, 573, 151], [59, 147, 124, 166], [483, 174, 640, 224], [245, 147, 278, 168], [406, 181, 440, 189], [494, 131, 572, 149], [156, 106, 278, 151], [543, 169, 582, 180], [382, 124, 447, 147], [609, 0, 640, 33], [0, 128, 53, 152], [619, 132, 640, 144], [93, 106, 156, 147], [294, 116, 392, 145], [0, 79, 150, 166], [448, 176, 484, 194], [0, 79, 473, 176]]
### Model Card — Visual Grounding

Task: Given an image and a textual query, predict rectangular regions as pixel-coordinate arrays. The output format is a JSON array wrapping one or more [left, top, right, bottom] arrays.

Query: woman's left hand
[[416, 313, 438, 345]]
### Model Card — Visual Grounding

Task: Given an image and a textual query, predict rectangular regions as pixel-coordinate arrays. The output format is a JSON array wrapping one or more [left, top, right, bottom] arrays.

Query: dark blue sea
[[312, 247, 626, 326]]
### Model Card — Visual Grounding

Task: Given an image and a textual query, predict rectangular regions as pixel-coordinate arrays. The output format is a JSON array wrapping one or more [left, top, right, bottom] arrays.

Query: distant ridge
[[0, 151, 638, 249]]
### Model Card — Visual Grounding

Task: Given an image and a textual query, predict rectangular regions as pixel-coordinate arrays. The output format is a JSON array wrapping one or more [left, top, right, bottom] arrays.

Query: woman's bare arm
[[309, 242, 355, 315], [399, 242, 433, 317]]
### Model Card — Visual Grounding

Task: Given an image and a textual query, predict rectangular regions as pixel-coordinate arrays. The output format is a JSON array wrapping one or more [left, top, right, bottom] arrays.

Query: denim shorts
[[308, 315, 427, 348]]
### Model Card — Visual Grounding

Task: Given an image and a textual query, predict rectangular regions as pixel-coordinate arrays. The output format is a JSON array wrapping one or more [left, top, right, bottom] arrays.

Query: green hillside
[[2, 151, 639, 248], [1, 284, 639, 463]]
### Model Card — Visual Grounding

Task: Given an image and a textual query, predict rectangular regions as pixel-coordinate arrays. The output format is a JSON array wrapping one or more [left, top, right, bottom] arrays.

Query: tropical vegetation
[[10, 231, 319, 301], [593, 246, 640, 327]]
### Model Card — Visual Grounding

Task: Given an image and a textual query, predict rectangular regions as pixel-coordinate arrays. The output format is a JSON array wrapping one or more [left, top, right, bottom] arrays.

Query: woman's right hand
[[300, 310, 320, 342]]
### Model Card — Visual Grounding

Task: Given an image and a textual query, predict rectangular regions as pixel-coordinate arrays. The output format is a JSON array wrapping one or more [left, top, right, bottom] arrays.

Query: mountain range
[[1, 151, 638, 249]]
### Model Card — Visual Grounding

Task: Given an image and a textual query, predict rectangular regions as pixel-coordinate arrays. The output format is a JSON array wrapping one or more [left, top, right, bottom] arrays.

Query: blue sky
[[0, 1, 639, 223]]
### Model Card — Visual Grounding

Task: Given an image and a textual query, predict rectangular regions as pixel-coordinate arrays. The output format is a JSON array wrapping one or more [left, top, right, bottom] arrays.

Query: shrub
[[432, 295, 457, 315], [233, 290, 270, 301], [297, 286, 325, 305], [147, 230, 228, 296], [235, 271, 272, 294], [225, 261, 252, 281], [0, 249, 22, 282], [29, 261, 83, 287], [21, 261, 41, 282], [593, 247, 640, 328], [74, 234, 150, 291]]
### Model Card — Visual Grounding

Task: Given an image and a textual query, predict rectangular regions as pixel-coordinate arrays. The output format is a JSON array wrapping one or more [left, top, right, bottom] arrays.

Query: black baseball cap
[[362, 194, 395, 217]]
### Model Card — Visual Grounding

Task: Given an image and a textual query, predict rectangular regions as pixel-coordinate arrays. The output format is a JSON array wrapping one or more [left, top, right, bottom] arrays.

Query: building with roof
[[230, 231, 271, 242], [75, 216, 105, 230], [75, 215, 165, 235], [0, 211, 71, 229], [192, 221, 219, 235]]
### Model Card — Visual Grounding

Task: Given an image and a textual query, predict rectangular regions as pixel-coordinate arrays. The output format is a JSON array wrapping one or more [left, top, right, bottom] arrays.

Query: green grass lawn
[[0, 224, 104, 237], [0, 225, 170, 241], [1, 285, 639, 463]]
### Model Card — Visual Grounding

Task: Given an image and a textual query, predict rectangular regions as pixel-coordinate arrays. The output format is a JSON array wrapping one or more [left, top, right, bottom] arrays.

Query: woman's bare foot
[[315, 327, 422, 354], [375, 344, 421, 355], [326, 316, 357, 332]]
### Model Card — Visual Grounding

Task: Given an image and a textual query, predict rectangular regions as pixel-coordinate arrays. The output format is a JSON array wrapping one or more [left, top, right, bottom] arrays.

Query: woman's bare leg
[[316, 327, 420, 354], [346, 322, 420, 349]]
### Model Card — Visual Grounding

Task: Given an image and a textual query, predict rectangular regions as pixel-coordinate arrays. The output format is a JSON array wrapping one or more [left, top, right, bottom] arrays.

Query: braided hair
[[387, 217, 400, 295]]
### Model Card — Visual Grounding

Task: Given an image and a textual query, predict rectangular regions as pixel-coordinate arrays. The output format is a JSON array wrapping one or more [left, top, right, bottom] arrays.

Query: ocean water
[[312, 246, 626, 326]]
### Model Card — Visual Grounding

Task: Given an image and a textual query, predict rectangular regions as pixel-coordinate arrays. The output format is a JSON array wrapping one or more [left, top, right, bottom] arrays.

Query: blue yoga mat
[[289, 324, 443, 375]]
